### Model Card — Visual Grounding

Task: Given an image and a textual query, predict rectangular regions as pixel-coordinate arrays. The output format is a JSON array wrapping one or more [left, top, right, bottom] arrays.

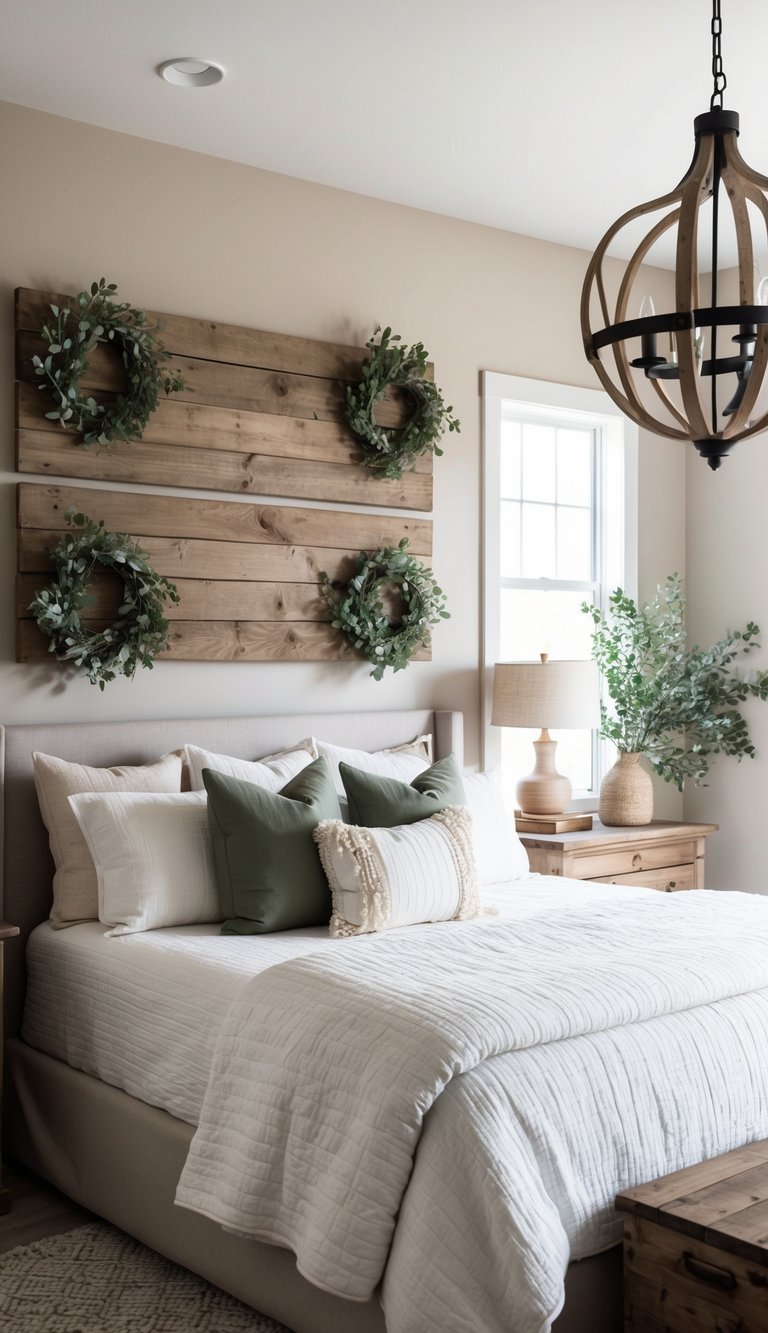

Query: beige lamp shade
[[491, 657, 601, 816], [491, 658, 600, 730]]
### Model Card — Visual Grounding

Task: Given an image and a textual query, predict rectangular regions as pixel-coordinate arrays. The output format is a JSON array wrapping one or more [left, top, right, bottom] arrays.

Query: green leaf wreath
[[31, 278, 185, 447], [321, 539, 449, 680], [29, 510, 180, 690], [345, 326, 460, 480]]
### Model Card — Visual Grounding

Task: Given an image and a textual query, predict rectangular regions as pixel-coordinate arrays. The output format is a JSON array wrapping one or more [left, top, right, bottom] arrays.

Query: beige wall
[[0, 100, 684, 793], [684, 432, 768, 887]]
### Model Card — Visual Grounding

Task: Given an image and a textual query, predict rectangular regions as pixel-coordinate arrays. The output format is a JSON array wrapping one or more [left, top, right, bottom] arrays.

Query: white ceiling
[[2, 0, 767, 267]]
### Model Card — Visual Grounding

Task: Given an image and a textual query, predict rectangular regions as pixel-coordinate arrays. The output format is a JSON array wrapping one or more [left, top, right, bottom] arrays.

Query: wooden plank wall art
[[14, 288, 437, 667]]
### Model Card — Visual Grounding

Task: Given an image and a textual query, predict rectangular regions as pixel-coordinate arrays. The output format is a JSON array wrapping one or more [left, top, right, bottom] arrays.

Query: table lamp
[[491, 654, 600, 817]]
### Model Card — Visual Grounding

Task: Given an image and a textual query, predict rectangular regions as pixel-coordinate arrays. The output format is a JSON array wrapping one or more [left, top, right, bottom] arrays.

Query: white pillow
[[184, 739, 317, 792], [463, 770, 530, 883], [314, 806, 479, 937], [69, 791, 220, 937], [33, 750, 184, 928], [314, 735, 432, 801]]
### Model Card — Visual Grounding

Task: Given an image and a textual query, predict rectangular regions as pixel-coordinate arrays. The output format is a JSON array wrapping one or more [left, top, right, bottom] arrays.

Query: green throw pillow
[[339, 753, 465, 828], [203, 757, 341, 934]]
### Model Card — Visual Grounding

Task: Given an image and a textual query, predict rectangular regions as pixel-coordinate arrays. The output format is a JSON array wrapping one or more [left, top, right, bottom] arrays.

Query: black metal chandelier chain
[[710, 0, 727, 110]]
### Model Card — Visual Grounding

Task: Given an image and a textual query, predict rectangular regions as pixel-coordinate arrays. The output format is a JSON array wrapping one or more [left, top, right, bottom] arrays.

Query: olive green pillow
[[339, 753, 465, 828], [203, 757, 341, 934]]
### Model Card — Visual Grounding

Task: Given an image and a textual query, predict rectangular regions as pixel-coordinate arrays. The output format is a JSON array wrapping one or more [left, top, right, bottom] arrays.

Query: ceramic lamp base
[[514, 729, 572, 817]]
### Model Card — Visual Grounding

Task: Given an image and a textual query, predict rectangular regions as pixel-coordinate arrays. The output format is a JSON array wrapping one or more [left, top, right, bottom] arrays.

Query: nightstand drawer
[[591, 863, 696, 892], [574, 840, 697, 880]]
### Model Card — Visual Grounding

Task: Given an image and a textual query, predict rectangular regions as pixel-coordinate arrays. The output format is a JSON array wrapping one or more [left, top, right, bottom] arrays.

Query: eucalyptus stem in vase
[[582, 575, 768, 826]]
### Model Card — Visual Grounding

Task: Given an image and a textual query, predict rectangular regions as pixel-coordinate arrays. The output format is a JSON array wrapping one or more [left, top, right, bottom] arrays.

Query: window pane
[[557, 429, 593, 506], [521, 503, 556, 578], [500, 421, 521, 498], [557, 506, 592, 580], [499, 588, 594, 661], [500, 500, 521, 577], [522, 424, 556, 501]]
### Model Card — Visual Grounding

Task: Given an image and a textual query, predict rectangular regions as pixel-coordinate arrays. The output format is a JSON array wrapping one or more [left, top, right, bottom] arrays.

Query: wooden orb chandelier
[[581, 0, 768, 469]]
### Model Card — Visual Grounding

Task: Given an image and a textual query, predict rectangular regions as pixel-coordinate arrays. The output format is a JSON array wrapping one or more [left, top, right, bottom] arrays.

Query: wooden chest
[[616, 1141, 768, 1331]]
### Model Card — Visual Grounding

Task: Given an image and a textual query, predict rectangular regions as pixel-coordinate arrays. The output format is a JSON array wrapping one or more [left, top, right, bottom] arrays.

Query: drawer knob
[[632, 853, 642, 868], [683, 1251, 736, 1292]]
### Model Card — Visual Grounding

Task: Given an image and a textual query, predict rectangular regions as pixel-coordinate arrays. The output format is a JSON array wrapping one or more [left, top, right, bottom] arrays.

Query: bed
[[4, 709, 768, 1333]]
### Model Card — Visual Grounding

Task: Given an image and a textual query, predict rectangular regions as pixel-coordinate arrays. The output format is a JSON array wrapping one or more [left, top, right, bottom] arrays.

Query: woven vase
[[599, 752, 654, 827]]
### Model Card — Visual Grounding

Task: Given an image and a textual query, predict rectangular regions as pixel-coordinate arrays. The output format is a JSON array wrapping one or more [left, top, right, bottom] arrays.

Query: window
[[482, 372, 638, 805]]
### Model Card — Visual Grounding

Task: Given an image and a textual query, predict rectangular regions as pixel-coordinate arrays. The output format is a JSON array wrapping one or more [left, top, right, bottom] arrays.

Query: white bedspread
[[22, 920, 335, 1124], [175, 882, 768, 1333]]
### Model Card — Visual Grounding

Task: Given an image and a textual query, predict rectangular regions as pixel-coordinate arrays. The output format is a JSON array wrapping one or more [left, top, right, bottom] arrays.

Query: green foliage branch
[[321, 539, 449, 681], [29, 510, 180, 690], [345, 326, 460, 480], [582, 574, 768, 789], [31, 278, 185, 446]]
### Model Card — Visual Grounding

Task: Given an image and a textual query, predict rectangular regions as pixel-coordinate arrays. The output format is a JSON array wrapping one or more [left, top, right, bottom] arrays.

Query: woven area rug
[[0, 1221, 295, 1332]]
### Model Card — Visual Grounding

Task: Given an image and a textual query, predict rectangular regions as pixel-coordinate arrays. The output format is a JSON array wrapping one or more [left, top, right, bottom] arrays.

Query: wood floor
[[0, 1161, 94, 1253]]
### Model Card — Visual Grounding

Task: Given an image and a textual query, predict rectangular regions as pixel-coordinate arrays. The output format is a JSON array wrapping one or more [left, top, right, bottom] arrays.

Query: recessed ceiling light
[[158, 58, 225, 87]]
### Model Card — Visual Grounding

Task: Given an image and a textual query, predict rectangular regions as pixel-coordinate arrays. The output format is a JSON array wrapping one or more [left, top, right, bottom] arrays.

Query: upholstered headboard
[[0, 709, 463, 1037]]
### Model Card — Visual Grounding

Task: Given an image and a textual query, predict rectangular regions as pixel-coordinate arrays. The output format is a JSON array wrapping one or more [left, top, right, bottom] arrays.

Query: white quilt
[[175, 882, 768, 1333]]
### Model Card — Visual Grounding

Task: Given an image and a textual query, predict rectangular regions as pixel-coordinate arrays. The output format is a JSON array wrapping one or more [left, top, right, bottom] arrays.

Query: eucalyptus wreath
[[29, 511, 180, 690], [345, 326, 460, 480], [31, 278, 185, 447], [321, 539, 449, 680]]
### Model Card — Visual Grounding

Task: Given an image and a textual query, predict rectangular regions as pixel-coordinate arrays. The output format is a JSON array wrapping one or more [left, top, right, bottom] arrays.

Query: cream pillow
[[33, 750, 184, 928], [462, 770, 531, 883], [69, 791, 219, 937], [184, 739, 317, 792], [314, 806, 478, 937], [314, 735, 432, 802]]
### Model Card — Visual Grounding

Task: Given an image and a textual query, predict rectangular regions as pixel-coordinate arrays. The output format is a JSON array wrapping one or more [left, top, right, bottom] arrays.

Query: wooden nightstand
[[518, 820, 718, 892], [0, 923, 20, 1215]]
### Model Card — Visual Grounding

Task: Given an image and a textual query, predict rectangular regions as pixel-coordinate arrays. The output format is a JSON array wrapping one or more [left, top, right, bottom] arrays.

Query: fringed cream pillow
[[314, 806, 478, 937]]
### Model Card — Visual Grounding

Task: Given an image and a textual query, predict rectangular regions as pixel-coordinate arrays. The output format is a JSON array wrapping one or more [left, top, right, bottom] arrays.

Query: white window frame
[[482, 371, 638, 803]]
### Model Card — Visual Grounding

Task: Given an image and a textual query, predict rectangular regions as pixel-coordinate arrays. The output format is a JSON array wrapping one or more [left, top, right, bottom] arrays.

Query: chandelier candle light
[[581, 0, 768, 469], [491, 656, 600, 830]]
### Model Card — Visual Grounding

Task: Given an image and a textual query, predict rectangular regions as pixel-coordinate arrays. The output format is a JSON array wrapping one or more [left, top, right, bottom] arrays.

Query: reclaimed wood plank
[[18, 619, 431, 664], [16, 574, 329, 623], [16, 288, 433, 384], [18, 383, 436, 471], [19, 530, 360, 585], [17, 430, 432, 511], [660, 1164, 768, 1229], [17, 330, 347, 421], [17, 332, 418, 430], [617, 1143, 768, 1221], [17, 483, 433, 555], [712, 1197, 768, 1252]]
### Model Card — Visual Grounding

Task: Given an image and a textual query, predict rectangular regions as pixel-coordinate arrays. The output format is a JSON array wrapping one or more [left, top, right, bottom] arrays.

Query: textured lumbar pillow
[[337, 760, 529, 885], [184, 739, 316, 792], [33, 750, 184, 928], [313, 735, 432, 801], [68, 790, 219, 936], [203, 757, 341, 934], [314, 806, 479, 937], [339, 753, 465, 827]]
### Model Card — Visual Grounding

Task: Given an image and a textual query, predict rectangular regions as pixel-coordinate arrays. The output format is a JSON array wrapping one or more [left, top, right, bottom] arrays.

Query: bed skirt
[[4, 1040, 622, 1333]]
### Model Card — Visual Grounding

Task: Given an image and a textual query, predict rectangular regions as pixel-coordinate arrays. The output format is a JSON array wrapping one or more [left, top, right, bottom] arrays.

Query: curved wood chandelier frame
[[581, 109, 768, 469]]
